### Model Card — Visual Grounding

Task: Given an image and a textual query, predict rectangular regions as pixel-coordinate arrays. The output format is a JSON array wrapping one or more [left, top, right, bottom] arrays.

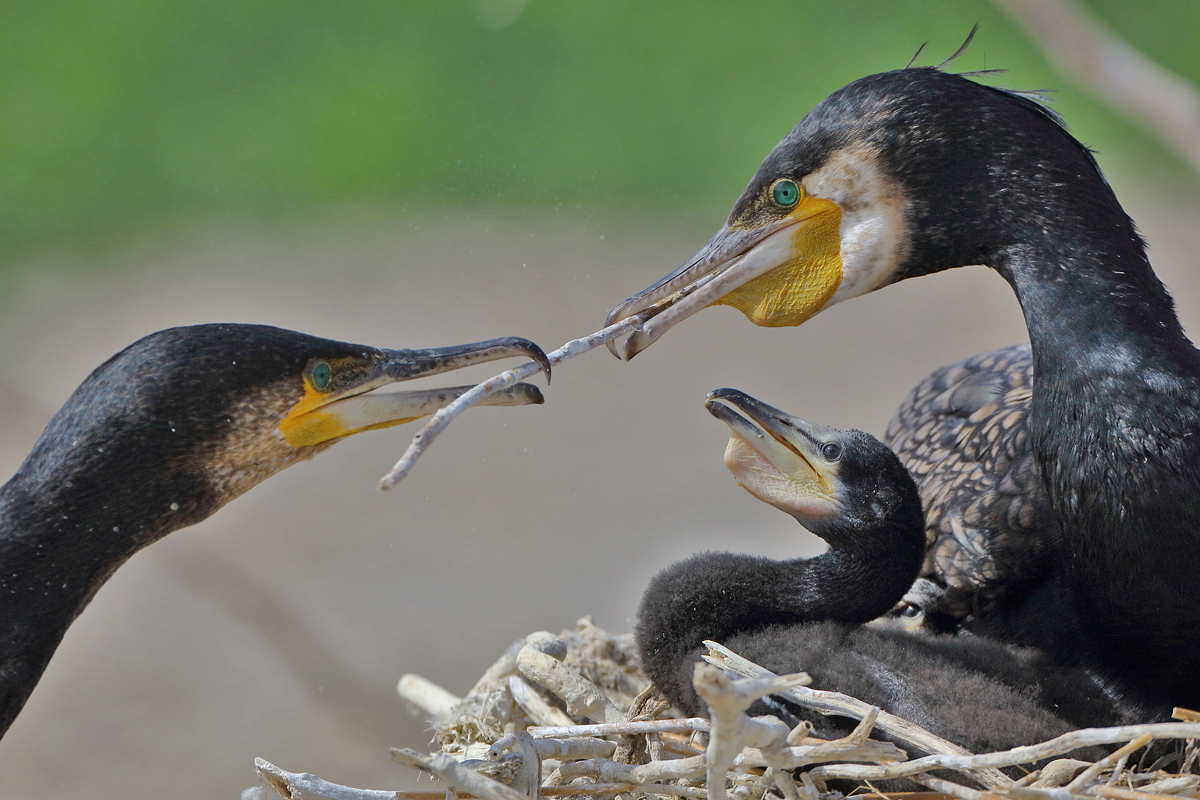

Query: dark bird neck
[[0, 404, 215, 739], [636, 515, 924, 715], [996, 190, 1200, 708]]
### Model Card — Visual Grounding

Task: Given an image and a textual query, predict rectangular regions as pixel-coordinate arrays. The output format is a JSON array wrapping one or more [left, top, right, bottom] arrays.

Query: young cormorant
[[607, 65, 1200, 712], [636, 389, 1145, 754], [0, 323, 550, 739]]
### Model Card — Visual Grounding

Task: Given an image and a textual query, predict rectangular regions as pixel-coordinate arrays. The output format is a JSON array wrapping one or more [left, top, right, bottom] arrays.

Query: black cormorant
[[636, 389, 1145, 754], [0, 323, 549, 739], [607, 65, 1200, 712]]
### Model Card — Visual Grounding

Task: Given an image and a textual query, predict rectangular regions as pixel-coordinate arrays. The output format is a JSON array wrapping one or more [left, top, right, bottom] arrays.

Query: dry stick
[[256, 757, 403, 800], [808, 723, 1200, 785], [700, 641, 1013, 791], [527, 719, 711, 739], [378, 313, 651, 489], [340, 787, 706, 800], [1093, 786, 1193, 800], [516, 646, 626, 725], [1064, 733, 1152, 793], [909, 773, 996, 800], [397, 673, 463, 723], [508, 674, 577, 728], [391, 748, 532, 800]]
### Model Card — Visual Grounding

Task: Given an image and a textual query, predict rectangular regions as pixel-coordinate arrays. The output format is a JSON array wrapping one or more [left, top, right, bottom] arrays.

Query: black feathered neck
[[0, 323, 381, 738], [636, 428, 924, 716]]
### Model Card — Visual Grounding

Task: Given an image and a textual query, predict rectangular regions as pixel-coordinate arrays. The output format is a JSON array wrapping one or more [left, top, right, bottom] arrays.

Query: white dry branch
[[691, 664, 810, 800], [255, 757, 404, 800], [391, 748, 533, 800], [378, 312, 653, 489], [701, 639, 1014, 790], [515, 645, 626, 725], [527, 719, 711, 739]]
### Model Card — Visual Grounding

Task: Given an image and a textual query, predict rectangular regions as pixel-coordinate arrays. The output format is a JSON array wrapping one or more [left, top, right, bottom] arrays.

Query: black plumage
[[636, 389, 1144, 755], [609, 65, 1200, 713], [0, 323, 548, 739]]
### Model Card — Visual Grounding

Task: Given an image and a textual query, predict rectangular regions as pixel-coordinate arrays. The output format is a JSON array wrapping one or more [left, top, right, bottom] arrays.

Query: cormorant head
[[705, 388, 921, 545], [607, 66, 1104, 358], [20, 324, 548, 535]]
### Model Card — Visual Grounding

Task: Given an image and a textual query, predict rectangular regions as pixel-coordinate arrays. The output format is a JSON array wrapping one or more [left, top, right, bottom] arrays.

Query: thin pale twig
[[528, 718, 711, 738], [378, 314, 650, 489]]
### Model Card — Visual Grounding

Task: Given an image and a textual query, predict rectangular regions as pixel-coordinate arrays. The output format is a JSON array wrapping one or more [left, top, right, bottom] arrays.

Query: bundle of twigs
[[251, 618, 1199, 800]]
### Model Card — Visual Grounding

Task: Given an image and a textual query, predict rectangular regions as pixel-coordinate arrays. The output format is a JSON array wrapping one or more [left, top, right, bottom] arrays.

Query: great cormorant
[[0, 323, 549, 739], [608, 65, 1200, 713], [636, 389, 1145, 754]]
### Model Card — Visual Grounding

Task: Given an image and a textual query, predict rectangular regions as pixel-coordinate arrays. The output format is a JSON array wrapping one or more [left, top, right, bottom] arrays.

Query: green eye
[[311, 361, 332, 391], [771, 178, 801, 208]]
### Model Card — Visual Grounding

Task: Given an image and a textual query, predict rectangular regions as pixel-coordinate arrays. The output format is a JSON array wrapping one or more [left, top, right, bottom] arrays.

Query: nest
[[255, 617, 1200, 800]]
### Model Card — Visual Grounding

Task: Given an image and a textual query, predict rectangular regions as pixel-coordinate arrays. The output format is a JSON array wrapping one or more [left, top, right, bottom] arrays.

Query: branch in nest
[[391, 748, 532, 800], [701, 639, 1014, 790], [527, 719, 712, 738], [692, 663, 812, 800], [516, 644, 625, 725], [809, 723, 1200, 785], [255, 757, 402, 800]]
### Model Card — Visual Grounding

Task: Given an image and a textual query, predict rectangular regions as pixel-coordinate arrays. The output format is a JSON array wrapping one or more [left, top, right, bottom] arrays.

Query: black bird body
[[609, 65, 1200, 713], [637, 390, 1141, 755], [0, 323, 548, 738]]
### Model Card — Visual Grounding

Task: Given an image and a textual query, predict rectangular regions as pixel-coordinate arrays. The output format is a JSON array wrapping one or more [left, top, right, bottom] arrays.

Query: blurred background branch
[[993, 0, 1200, 179]]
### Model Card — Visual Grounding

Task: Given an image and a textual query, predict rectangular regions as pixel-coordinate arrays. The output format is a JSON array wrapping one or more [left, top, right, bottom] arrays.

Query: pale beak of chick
[[704, 387, 842, 523]]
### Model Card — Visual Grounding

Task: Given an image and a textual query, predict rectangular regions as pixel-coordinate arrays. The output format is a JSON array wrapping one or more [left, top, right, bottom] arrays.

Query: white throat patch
[[804, 144, 909, 306]]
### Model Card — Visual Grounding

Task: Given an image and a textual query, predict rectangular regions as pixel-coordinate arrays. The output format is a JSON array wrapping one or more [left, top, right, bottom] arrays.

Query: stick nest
[[253, 617, 1200, 800]]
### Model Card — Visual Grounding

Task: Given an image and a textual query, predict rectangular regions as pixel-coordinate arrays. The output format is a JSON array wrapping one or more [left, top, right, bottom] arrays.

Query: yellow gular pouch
[[277, 378, 421, 449], [712, 198, 843, 327]]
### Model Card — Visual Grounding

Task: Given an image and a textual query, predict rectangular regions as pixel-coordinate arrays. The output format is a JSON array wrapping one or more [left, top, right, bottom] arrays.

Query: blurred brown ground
[[1, 183, 1198, 797]]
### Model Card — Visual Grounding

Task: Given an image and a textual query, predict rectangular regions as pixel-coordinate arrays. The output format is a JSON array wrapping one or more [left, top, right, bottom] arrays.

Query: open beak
[[279, 337, 550, 448], [605, 194, 842, 360], [704, 388, 841, 521]]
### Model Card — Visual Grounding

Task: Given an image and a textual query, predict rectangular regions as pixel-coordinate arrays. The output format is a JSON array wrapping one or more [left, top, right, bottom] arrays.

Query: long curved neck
[[636, 517, 923, 713], [0, 443, 206, 739], [998, 208, 1200, 706]]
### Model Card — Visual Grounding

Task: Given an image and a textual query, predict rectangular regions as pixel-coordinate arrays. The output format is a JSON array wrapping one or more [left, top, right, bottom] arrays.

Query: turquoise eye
[[311, 362, 332, 391], [771, 178, 801, 208]]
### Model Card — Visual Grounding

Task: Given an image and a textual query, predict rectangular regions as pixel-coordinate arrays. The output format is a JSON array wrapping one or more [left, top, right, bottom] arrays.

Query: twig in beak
[[377, 312, 652, 489]]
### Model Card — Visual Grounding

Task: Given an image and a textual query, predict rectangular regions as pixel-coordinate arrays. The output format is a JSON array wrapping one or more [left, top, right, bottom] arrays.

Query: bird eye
[[770, 178, 801, 208], [310, 361, 332, 391], [820, 441, 842, 461]]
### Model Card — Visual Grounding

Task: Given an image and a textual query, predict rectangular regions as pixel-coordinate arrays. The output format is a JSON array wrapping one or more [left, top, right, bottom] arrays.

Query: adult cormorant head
[[605, 65, 1117, 359], [8, 323, 550, 535], [0, 323, 548, 738]]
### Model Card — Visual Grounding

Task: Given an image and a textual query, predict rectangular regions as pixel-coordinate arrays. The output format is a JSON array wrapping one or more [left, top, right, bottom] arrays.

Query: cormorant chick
[[0, 323, 549, 739], [636, 389, 1146, 754], [609, 64, 1200, 713]]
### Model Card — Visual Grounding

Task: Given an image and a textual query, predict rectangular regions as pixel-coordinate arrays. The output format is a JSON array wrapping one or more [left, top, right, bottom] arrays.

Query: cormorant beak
[[606, 193, 843, 360], [279, 337, 550, 448], [704, 388, 842, 523]]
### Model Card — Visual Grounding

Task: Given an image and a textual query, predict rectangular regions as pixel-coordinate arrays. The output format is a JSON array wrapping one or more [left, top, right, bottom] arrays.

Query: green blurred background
[[3, 0, 1198, 266]]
